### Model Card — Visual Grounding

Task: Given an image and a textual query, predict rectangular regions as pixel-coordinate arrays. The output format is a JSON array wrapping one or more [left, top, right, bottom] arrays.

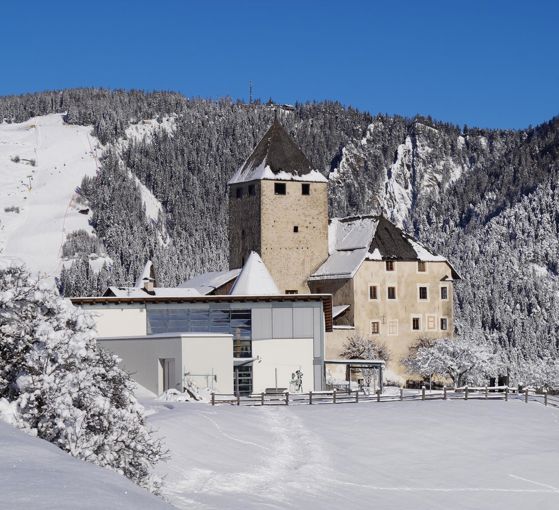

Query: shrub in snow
[[0, 263, 165, 492], [340, 334, 390, 389], [403, 336, 496, 387]]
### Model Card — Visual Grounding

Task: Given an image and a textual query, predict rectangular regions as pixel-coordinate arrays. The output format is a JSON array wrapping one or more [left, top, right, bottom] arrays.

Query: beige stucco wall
[[251, 337, 314, 393], [81, 304, 147, 337], [349, 259, 455, 380]]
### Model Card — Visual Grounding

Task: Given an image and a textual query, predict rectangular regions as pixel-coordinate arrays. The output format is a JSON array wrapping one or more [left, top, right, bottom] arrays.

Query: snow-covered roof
[[310, 215, 459, 281], [228, 119, 327, 185], [229, 251, 280, 296], [178, 268, 241, 295], [134, 260, 156, 288], [104, 286, 200, 298], [332, 304, 350, 319]]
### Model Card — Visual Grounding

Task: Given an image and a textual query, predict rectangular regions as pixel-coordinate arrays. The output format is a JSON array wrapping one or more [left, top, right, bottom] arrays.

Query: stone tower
[[228, 119, 329, 293]]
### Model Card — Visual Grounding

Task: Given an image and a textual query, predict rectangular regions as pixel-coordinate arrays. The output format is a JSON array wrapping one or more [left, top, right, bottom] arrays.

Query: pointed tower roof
[[134, 260, 156, 288], [228, 119, 328, 184], [229, 251, 280, 296]]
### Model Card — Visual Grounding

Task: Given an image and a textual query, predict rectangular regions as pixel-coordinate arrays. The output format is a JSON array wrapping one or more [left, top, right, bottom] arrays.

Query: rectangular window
[[441, 286, 448, 300], [369, 285, 378, 300], [293, 226, 299, 233], [387, 286, 396, 300], [274, 182, 286, 195], [371, 321, 380, 334], [427, 315, 436, 330], [440, 317, 448, 331], [388, 319, 398, 336], [418, 260, 426, 272], [236, 187, 243, 199], [248, 184, 256, 196], [285, 290, 298, 294], [412, 317, 421, 331], [302, 183, 310, 195], [419, 286, 428, 300], [386, 260, 395, 271]]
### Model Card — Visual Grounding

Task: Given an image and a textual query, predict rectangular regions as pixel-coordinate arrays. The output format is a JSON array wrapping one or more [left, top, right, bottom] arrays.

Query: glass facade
[[147, 307, 252, 357]]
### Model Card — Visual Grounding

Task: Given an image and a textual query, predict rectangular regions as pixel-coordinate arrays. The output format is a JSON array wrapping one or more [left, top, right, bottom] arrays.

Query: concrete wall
[[182, 334, 233, 394], [81, 304, 147, 338], [98, 335, 182, 395], [350, 259, 455, 380], [252, 337, 314, 393]]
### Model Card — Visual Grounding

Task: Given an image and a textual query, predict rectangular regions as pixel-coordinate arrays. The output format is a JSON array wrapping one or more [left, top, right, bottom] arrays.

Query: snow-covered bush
[[340, 334, 390, 388], [403, 336, 496, 387], [510, 357, 559, 390], [0, 263, 165, 492]]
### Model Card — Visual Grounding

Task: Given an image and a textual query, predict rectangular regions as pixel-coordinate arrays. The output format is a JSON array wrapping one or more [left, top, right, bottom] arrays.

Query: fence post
[[333, 389, 337, 404], [421, 385, 426, 401], [237, 393, 240, 406], [377, 390, 381, 402], [400, 387, 404, 401], [211, 392, 215, 406], [485, 386, 488, 399], [355, 390, 359, 403], [544, 390, 548, 407], [309, 390, 313, 405], [285, 391, 290, 406], [443, 386, 447, 400], [465, 386, 469, 400], [505, 386, 509, 401], [261, 392, 265, 406], [525, 388, 529, 403]]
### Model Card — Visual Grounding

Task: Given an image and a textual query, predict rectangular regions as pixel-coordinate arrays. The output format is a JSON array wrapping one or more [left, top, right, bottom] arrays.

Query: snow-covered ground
[[0, 114, 100, 278], [146, 399, 559, 510], [0, 421, 173, 510]]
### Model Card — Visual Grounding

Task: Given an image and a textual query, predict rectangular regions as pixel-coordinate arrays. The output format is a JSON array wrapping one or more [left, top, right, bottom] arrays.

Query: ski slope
[[146, 399, 559, 510], [0, 421, 173, 510], [0, 114, 100, 278]]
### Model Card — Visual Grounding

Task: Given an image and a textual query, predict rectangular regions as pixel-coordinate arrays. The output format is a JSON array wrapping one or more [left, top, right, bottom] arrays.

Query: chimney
[[143, 277, 155, 294]]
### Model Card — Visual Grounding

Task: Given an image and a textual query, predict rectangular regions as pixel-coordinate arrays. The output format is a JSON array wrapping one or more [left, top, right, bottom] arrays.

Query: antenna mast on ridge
[[249, 81, 253, 104]]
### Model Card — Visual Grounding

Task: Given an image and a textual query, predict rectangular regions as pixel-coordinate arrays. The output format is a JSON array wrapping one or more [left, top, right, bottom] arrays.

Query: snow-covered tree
[[403, 336, 496, 387], [0, 263, 165, 492], [340, 334, 390, 388]]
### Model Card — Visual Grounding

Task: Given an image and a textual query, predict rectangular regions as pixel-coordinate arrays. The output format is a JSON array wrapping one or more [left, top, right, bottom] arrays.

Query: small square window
[[412, 317, 421, 331], [440, 318, 448, 331], [371, 321, 380, 334], [293, 226, 299, 233], [418, 261, 426, 272], [274, 182, 286, 195], [419, 286, 428, 300], [236, 187, 244, 199], [248, 184, 256, 196], [386, 260, 395, 271], [369, 285, 378, 300], [302, 183, 310, 195], [387, 286, 396, 300], [441, 286, 448, 300]]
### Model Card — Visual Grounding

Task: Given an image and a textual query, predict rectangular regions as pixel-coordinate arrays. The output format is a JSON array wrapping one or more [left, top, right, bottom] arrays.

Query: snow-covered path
[[148, 400, 559, 510], [0, 114, 100, 277]]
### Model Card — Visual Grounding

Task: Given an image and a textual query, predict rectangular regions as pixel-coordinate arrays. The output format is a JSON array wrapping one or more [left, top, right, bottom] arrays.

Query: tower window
[[302, 183, 310, 195], [236, 187, 244, 199], [274, 183, 286, 195], [293, 226, 299, 233], [248, 184, 256, 196], [386, 260, 395, 271]]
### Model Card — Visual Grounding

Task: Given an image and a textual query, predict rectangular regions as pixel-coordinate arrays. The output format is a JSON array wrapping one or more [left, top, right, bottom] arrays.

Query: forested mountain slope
[[0, 89, 557, 364]]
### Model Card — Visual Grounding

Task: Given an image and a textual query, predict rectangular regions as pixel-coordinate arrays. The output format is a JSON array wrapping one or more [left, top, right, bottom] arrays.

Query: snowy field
[[0, 114, 100, 277], [0, 421, 173, 510], [147, 399, 559, 510]]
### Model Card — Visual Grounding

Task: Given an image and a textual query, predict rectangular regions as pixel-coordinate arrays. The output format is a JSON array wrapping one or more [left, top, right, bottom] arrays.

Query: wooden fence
[[210, 386, 559, 408]]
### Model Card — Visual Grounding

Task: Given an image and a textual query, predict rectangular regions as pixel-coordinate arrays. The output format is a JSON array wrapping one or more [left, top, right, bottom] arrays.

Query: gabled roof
[[309, 215, 460, 280], [103, 286, 200, 298], [178, 268, 241, 295], [228, 119, 327, 184], [229, 251, 280, 296]]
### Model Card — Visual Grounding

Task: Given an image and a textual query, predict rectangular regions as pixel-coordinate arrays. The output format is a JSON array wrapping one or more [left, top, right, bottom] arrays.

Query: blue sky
[[1, 0, 557, 129]]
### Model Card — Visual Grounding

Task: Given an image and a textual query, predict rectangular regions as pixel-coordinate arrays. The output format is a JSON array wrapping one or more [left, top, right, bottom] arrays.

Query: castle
[[226, 118, 460, 379]]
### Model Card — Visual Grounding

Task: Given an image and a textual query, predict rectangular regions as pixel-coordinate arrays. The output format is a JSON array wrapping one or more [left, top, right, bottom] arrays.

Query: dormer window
[[236, 187, 244, 199], [302, 183, 310, 195], [293, 226, 299, 233], [274, 183, 286, 195]]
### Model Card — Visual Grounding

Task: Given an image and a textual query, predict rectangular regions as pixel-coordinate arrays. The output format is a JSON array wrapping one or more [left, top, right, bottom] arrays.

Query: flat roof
[[71, 293, 333, 332]]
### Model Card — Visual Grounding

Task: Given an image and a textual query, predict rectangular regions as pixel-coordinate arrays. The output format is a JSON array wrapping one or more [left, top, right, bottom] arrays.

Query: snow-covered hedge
[[0, 263, 165, 492]]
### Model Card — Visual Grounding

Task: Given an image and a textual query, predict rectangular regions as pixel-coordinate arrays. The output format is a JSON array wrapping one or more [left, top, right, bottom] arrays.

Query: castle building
[[227, 120, 460, 380]]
